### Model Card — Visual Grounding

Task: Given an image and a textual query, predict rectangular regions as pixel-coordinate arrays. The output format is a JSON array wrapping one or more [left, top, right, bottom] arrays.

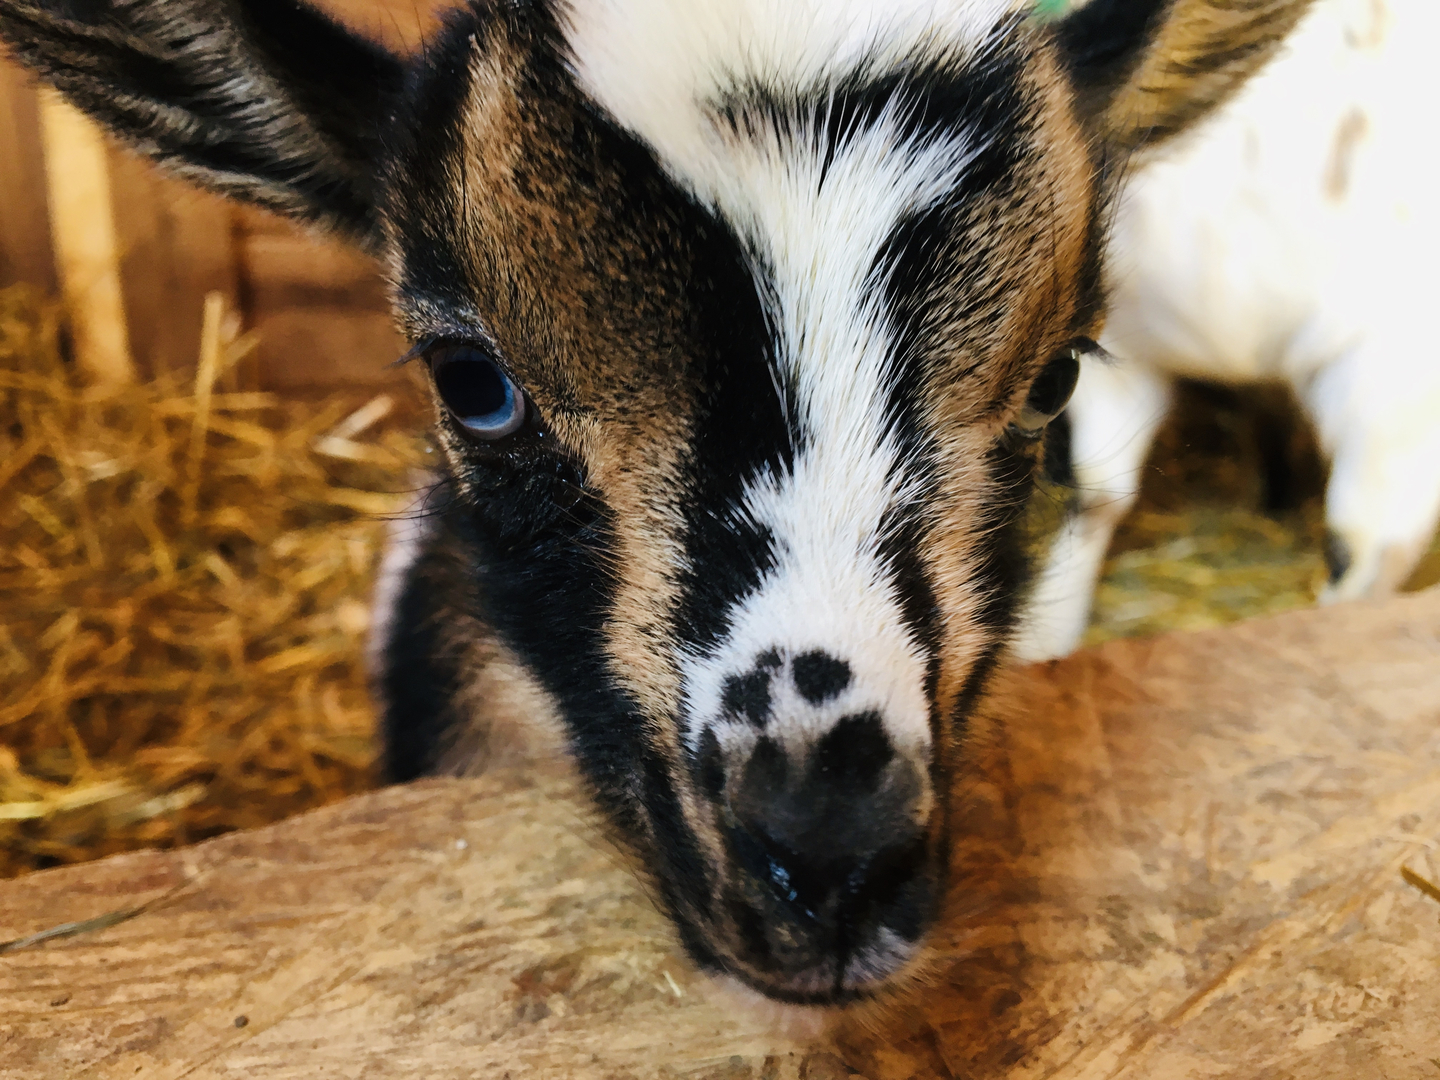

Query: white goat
[[1019, 0, 1440, 660]]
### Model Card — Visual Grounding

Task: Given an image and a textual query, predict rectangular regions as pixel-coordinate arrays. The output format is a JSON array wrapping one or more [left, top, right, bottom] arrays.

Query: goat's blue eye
[[429, 344, 525, 440]]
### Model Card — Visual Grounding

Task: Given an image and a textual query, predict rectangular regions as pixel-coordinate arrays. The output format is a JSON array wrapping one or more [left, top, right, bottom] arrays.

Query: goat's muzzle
[[681, 648, 940, 1003]]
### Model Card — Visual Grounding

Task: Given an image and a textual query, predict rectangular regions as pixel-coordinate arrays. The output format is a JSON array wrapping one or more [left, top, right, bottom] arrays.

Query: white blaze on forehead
[[675, 109, 975, 753], [563, 0, 1023, 172], [563, 0, 1022, 748]]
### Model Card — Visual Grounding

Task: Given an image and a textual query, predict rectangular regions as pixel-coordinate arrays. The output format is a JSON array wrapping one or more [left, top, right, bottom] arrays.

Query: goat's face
[[0, 0, 1313, 1004], [383, 3, 1098, 1001]]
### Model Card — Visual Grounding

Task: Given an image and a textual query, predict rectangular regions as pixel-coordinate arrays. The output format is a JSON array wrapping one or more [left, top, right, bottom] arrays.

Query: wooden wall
[[0, 57, 55, 297], [0, 0, 450, 390]]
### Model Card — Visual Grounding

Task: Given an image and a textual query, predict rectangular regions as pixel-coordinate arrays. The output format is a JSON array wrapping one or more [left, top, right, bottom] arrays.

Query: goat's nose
[[728, 711, 929, 928]]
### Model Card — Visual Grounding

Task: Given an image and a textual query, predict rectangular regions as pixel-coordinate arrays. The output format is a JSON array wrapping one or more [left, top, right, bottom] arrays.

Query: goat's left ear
[[0, 0, 405, 252], [1053, 0, 1316, 154]]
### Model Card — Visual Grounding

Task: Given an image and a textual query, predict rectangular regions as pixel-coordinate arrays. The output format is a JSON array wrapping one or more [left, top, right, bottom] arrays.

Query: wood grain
[[2, 550, 1439, 1077], [236, 207, 406, 390]]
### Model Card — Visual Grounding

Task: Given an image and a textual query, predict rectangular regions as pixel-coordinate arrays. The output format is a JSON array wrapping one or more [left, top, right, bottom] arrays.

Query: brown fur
[[393, 25, 709, 739], [1103, 0, 1320, 152], [921, 48, 1096, 724]]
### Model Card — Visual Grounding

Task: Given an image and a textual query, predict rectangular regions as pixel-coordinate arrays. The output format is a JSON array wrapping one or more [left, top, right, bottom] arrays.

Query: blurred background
[[1, 0, 1437, 880]]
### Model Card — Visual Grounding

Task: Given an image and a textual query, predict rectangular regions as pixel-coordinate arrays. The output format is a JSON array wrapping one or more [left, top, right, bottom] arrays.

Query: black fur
[[791, 651, 852, 705], [970, 437, 1048, 639], [667, 228, 791, 659], [383, 6, 777, 945], [713, 14, 1028, 179], [868, 37, 1033, 426], [1055, 0, 1172, 120], [379, 513, 474, 782], [1043, 409, 1077, 489], [861, 36, 1039, 705], [722, 667, 775, 728]]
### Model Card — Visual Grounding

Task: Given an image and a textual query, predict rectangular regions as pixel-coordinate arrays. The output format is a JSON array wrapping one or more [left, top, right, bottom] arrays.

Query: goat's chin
[[702, 976, 841, 1038], [691, 940, 939, 1031], [702, 946, 943, 1038]]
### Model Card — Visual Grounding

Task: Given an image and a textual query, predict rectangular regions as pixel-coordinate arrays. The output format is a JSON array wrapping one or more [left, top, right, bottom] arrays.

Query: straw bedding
[[1, 286, 1436, 878], [0, 286, 423, 878], [1084, 381, 1440, 645]]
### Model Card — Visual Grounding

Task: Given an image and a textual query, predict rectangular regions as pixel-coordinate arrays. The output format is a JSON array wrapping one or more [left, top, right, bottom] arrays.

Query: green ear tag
[[1033, 0, 1069, 20]]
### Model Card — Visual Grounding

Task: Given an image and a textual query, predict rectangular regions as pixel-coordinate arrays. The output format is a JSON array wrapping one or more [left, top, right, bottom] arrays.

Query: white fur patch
[[563, 0, 1021, 172], [365, 478, 439, 688], [564, 0, 1022, 748]]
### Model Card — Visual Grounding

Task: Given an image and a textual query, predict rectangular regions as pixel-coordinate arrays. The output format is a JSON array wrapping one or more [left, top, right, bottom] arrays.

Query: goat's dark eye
[[1010, 342, 1085, 438], [1028, 349, 1082, 416], [429, 343, 525, 439]]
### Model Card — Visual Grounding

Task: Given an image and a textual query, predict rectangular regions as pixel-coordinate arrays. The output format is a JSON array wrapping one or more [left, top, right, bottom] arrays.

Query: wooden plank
[[237, 208, 407, 388], [35, 89, 134, 384], [0, 60, 236, 379], [3, 592, 1438, 1078], [0, 58, 55, 293], [0, 2, 455, 388], [109, 151, 238, 378], [246, 304, 409, 389]]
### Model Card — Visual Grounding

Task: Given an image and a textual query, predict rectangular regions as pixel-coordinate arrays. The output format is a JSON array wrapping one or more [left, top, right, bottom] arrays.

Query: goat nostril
[[791, 650, 852, 704], [738, 734, 788, 800], [845, 833, 931, 940], [722, 667, 774, 727], [728, 815, 932, 938], [729, 820, 825, 920], [692, 727, 725, 801], [812, 710, 893, 793]]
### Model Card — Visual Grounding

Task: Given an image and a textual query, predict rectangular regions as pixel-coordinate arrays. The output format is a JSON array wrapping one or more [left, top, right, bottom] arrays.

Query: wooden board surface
[[3, 591, 1440, 1079]]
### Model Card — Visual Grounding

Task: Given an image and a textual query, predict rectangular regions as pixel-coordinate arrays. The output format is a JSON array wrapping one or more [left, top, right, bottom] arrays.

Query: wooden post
[[0, 60, 58, 294], [36, 87, 135, 385]]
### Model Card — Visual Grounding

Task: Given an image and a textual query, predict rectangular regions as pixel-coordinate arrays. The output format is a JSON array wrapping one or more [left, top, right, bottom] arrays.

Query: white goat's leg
[[1014, 357, 1172, 660], [1302, 343, 1440, 602]]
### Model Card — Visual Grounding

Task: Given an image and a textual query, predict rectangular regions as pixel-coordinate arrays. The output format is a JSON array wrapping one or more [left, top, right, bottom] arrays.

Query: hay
[[1401, 866, 1440, 907], [0, 285, 424, 878], [1081, 381, 1440, 646], [1084, 505, 1328, 644]]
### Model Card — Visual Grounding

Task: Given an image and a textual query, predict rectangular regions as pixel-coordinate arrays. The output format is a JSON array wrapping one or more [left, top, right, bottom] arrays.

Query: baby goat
[[1019, 0, 1440, 660], [0, 0, 1309, 1003]]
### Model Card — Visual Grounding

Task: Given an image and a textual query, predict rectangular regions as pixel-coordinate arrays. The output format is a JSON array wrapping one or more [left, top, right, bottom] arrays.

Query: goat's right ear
[[1054, 0, 1316, 155], [0, 0, 405, 252]]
